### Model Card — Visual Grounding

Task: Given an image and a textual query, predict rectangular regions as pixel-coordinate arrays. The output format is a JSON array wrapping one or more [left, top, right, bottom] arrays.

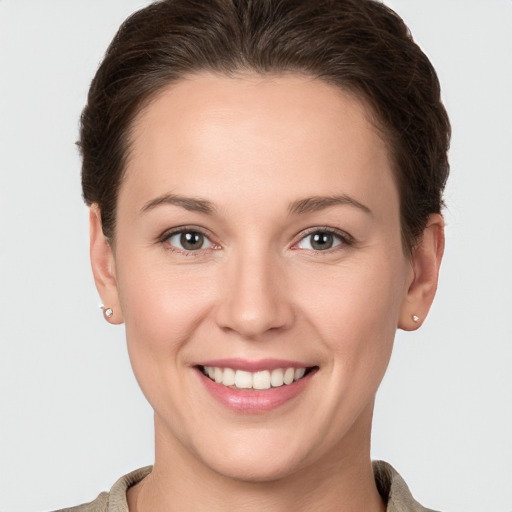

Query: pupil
[[312, 232, 333, 250], [181, 232, 203, 250]]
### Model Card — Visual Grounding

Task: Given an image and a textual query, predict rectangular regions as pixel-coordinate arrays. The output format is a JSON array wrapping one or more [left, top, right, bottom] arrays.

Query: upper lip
[[194, 358, 315, 372]]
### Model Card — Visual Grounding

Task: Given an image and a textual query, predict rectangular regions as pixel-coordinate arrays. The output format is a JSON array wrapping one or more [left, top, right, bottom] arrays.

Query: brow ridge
[[289, 195, 372, 216], [141, 193, 370, 217], [141, 193, 215, 214]]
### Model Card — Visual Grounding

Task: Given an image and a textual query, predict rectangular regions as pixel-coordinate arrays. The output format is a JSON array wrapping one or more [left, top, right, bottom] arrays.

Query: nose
[[214, 249, 294, 339]]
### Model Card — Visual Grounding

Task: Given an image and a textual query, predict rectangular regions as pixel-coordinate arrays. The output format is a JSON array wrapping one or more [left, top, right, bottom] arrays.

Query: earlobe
[[399, 213, 445, 331], [89, 205, 123, 324]]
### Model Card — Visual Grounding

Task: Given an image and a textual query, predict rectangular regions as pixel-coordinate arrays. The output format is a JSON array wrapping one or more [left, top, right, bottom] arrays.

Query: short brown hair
[[80, 0, 450, 251]]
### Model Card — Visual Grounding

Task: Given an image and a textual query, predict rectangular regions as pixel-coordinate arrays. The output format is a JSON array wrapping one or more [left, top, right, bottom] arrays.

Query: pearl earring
[[100, 304, 113, 318], [412, 315, 420, 323]]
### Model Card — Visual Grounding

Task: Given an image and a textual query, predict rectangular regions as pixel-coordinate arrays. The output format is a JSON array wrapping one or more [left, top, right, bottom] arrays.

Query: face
[[95, 73, 421, 481]]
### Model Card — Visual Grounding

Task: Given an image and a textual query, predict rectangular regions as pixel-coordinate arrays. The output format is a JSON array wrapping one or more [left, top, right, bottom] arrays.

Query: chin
[[183, 425, 311, 483], [205, 450, 304, 483]]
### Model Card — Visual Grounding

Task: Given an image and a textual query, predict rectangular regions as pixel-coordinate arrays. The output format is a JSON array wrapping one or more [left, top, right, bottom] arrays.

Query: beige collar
[[98, 461, 438, 512]]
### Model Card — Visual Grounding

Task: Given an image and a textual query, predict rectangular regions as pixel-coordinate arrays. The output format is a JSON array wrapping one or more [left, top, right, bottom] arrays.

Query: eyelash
[[159, 226, 355, 255], [291, 227, 355, 253], [159, 226, 219, 255]]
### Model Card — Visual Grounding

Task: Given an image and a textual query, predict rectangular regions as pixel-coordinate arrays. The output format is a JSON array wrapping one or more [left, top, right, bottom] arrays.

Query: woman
[[60, 0, 449, 510]]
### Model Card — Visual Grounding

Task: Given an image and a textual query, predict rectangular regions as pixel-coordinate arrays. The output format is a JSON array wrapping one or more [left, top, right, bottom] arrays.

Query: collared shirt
[[55, 461, 439, 512]]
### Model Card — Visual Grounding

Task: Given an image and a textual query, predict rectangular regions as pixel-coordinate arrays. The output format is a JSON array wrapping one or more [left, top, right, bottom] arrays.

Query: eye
[[296, 230, 349, 251], [165, 230, 215, 252]]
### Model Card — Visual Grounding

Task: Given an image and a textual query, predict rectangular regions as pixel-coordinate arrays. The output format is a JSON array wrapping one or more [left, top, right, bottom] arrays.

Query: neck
[[128, 405, 385, 512]]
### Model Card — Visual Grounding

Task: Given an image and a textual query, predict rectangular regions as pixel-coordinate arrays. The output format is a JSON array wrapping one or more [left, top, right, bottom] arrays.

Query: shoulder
[[52, 492, 108, 512], [52, 466, 153, 512], [373, 460, 441, 512]]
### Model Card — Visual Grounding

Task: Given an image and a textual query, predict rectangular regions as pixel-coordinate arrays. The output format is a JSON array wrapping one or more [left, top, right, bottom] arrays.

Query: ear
[[399, 213, 445, 331], [89, 204, 124, 324]]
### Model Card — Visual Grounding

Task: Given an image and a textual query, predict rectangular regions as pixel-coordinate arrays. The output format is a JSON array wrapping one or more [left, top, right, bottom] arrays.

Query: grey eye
[[297, 231, 342, 251], [168, 231, 210, 251]]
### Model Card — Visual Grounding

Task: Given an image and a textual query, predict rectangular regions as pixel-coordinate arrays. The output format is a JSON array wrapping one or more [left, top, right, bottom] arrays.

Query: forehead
[[122, 72, 396, 214]]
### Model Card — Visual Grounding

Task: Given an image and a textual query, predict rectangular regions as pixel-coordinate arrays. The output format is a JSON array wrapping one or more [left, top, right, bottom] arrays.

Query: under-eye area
[[198, 365, 319, 390]]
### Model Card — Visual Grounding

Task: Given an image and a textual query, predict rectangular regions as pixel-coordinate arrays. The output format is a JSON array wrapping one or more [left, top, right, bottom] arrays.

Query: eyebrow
[[288, 195, 372, 216], [141, 193, 216, 215], [140, 192, 371, 217]]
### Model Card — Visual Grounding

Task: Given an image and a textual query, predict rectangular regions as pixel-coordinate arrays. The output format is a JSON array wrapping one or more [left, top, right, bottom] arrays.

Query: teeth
[[235, 370, 253, 389], [270, 368, 284, 387], [223, 367, 236, 386], [203, 366, 308, 390], [294, 368, 306, 380], [253, 370, 271, 390], [283, 368, 295, 385]]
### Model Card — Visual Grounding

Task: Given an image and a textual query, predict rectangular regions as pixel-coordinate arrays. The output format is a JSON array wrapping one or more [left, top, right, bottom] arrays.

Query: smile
[[195, 359, 318, 412], [200, 366, 309, 390]]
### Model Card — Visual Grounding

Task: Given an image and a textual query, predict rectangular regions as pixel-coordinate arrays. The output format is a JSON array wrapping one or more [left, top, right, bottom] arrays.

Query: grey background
[[0, 1, 511, 510]]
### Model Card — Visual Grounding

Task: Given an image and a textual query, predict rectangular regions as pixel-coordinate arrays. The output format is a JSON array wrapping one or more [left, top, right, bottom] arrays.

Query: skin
[[90, 73, 444, 511]]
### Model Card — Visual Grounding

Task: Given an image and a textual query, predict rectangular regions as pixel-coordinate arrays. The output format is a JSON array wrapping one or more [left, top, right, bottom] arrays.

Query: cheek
[[295, 253, 406, 364], [116, 260, 220, 424], [116, 256, 216, 367]]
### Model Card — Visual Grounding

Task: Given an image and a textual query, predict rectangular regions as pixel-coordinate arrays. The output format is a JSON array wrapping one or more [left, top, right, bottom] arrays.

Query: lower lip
[[197, 369, 315, 413]]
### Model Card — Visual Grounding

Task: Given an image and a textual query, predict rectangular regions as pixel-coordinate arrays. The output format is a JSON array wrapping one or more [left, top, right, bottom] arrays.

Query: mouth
[[197, 365, 317, 391], [194, 359, 319, 413]]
